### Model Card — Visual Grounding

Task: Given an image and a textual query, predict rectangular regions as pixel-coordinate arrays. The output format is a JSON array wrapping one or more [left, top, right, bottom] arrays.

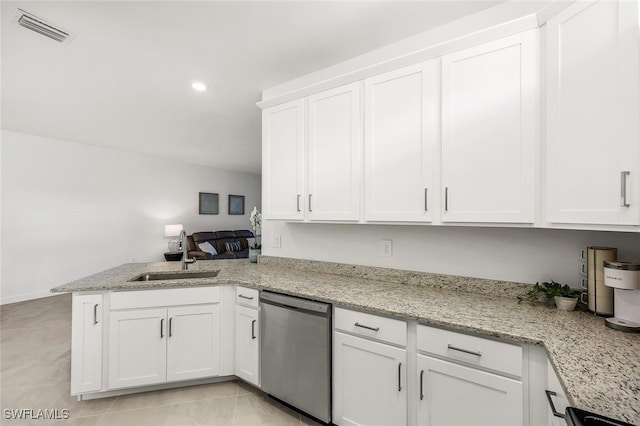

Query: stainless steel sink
[[129, 270, 220, 282]]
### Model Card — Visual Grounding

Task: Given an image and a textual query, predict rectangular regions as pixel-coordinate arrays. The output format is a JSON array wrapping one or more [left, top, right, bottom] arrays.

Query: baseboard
[[0, 290, 58, 305], [76, 376, 238, 400]]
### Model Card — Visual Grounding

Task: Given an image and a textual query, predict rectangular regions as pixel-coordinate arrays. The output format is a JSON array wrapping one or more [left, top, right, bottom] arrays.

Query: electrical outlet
[[272, 235, 282, 248], [381, 239, 392, 257]]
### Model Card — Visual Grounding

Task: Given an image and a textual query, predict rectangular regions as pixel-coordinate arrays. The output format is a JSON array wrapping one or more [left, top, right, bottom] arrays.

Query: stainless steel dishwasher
[[260, 291, 332, 424]]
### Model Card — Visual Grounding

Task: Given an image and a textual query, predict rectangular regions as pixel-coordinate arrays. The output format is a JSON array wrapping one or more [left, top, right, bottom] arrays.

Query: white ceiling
[[1, 1, 503, 174]]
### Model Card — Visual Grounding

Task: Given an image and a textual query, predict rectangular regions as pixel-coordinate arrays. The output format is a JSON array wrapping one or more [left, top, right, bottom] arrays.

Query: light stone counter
[[51, 257, 640, 425]]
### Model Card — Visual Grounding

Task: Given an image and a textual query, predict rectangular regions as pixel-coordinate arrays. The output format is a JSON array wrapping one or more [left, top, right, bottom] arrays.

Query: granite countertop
[[51, 257, 640, 424]]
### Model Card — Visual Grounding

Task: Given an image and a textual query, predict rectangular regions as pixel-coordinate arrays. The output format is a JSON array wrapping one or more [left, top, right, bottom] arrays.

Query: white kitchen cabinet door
[[307, 83, 362, 221], [545, 0, 639, 226], [442, 30, 537, 223], [364, 61, 439, 223], [333, 331, 407, 426], [71, 293, 103, 394], [108, 309, 167, 389], [546, 360, 569, 426], [166, 305, 221, 382], [417, 354, 523, 426], [262, 99, 305, 220], [235, 305, 259, 386]]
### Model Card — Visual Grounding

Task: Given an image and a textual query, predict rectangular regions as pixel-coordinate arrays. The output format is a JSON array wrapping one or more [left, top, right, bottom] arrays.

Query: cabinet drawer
[[417, 325, 522, 377], [236, 286, 259, 308], [111, 286, 220, 309], [335, 307, 407, 347]]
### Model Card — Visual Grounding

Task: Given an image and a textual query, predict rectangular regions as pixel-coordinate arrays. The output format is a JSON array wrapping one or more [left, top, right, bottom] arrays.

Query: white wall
[[263, 221, 640, 287], [1, 130, 261, 304]]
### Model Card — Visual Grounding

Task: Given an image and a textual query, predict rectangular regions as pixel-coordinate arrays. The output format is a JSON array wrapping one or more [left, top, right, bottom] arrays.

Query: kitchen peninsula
[[51, 258, 640, 425]]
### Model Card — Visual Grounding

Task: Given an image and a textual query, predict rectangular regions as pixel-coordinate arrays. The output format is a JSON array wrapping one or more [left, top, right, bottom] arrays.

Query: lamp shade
[[164, 224, 184, 237]]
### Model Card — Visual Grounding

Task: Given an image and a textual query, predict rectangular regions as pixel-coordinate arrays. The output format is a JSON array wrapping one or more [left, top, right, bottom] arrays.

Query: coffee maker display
[[581, 246, 617, 316], [604, 260, 640, 333]]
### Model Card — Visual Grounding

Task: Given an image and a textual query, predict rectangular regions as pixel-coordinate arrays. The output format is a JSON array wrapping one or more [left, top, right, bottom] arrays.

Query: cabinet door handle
[[354, 322, 379, 332], [424, 188, 428, 211], [169, 317, 173, 337], [545, 390, 566, 419], [238, 294, 254, 300], [420, 369, 425, 400], [251, 319, 256, 339], [93, 304, 99, 324], [621, 171, 630, 207], [447, 344, 482, 357], [297, 194, 301, 212], [445, 187, 449, 211], [308, 194, 313, 212], [160, 318, 164, 338], [398, 362, 402, 391]]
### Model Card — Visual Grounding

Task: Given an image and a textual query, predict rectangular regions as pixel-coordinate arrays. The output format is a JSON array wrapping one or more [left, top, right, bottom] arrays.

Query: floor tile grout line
[[231, 391, 239, 426]]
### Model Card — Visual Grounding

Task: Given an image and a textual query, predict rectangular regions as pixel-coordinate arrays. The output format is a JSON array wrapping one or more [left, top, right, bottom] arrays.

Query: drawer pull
[[354, 322, 380, 332], [447, 344, 482, 357], [545, 390, 565, 419], [238, 294, 254, 300], [419, 369, 425, 400]]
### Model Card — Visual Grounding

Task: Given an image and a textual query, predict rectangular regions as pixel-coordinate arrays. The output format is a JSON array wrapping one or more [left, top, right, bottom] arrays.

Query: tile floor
[[1, 294, 321, 426]]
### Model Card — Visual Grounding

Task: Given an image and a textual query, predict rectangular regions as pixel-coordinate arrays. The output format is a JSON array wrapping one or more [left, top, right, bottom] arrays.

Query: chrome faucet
[[180, 229, 197, 270]]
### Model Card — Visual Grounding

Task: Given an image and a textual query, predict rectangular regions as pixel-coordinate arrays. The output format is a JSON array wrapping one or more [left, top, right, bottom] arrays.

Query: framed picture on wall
[[228, 194, 245, 215], [199, 192, 219, 215]]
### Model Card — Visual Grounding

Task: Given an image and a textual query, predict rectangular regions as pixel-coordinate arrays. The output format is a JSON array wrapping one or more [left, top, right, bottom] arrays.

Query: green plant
[[517, 280, 580, 305]]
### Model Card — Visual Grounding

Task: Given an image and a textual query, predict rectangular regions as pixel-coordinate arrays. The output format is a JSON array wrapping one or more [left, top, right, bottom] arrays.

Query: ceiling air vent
[[14, 9, 73, 43]]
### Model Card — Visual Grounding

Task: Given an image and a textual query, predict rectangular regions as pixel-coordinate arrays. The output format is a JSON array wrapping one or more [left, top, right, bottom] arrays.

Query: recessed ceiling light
[[191, 81, 208, 92]]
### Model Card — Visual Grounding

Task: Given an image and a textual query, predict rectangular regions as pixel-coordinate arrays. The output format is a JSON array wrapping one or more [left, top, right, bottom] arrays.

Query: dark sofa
[[186, 230, 255, 260]]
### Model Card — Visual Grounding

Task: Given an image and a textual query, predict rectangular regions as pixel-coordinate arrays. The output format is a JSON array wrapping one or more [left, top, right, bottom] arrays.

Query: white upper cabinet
[[307, 83, 362, 221], [262, 99, 305, 221], [441, 30, 537, 223], [364, 61, 439, 222], [545, 0, 640, 226]]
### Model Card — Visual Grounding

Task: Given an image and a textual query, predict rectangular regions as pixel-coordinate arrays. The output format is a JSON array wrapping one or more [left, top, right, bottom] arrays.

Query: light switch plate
[[272, 235, 282, 248]]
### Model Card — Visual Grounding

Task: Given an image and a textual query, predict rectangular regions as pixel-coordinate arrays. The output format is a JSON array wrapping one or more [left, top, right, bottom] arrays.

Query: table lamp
[[164, 224, 183, 252]]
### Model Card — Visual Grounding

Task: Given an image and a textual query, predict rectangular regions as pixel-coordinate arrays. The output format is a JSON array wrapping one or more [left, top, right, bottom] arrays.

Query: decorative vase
[[554, 296, 578, 311], [249, 248, 261, 263]]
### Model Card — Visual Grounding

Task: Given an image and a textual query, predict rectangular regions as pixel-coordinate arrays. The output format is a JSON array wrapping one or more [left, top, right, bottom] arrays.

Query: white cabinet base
[[108, 309, 167, 389], [166, 305, 221, 382], [71, 293, 103, 395], [235, 304, 260, 386], [333, 331, 407, 426], [417, 355, 523, 426]]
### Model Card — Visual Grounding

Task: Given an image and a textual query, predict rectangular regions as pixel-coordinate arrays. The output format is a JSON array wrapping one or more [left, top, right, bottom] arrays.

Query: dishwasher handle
[[260, 291, 330, 315]]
